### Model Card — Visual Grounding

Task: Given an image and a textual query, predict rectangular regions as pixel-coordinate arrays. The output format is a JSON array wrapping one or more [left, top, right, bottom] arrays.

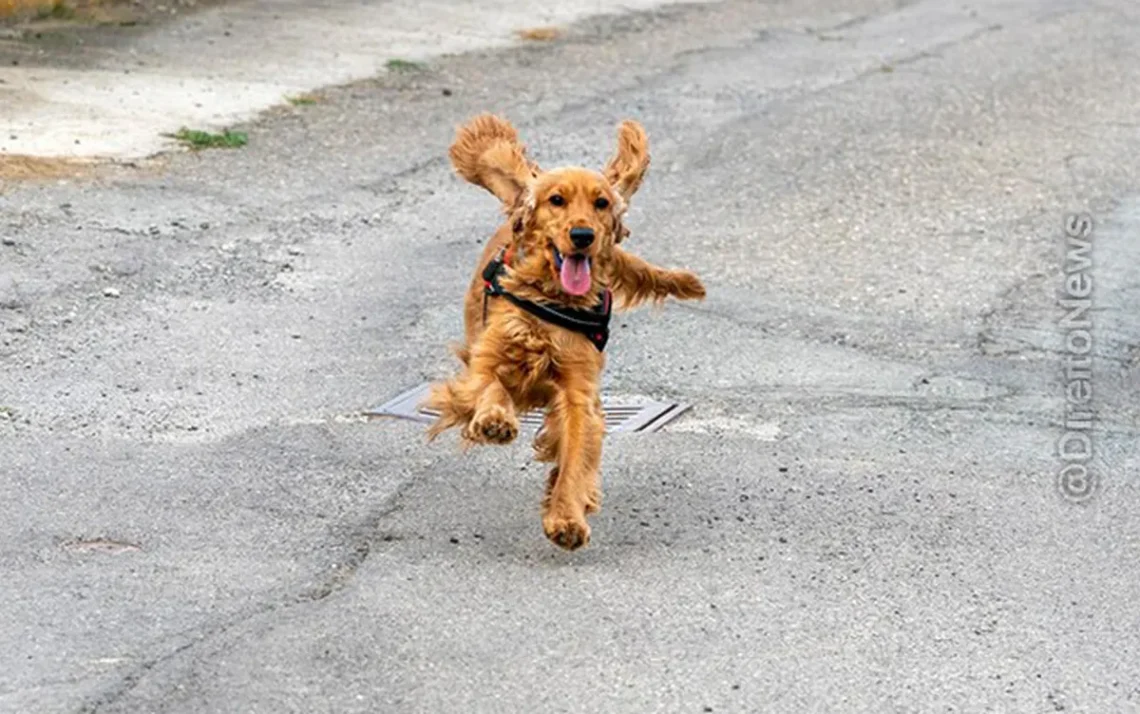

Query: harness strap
[[481, 248, 612, 351]]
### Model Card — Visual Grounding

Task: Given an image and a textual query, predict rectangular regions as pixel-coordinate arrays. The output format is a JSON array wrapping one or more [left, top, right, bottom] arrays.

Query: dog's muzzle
[[569, 227, 595, 249]]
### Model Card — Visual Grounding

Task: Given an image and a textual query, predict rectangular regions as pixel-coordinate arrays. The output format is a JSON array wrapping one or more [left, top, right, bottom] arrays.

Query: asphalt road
[[2, 0, 1139, 712]]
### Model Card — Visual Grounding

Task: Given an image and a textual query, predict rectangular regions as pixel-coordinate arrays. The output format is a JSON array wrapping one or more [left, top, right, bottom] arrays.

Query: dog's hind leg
[[533, 410, 561, 463]]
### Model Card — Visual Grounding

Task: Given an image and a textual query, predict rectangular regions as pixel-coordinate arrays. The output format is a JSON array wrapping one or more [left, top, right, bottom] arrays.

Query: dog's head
[[510, 166, 627, 300], [449, 115, 649, 304]]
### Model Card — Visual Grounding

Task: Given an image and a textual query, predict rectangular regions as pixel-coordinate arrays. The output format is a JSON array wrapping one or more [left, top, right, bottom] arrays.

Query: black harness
[[482, 248, 612, 351]]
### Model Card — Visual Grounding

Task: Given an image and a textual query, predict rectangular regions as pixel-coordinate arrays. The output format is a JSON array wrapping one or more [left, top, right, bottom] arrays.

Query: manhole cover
[[367, 383, 689, 434]]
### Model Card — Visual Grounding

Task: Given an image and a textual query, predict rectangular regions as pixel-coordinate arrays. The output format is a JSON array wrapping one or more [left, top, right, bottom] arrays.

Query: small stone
[[109, 258, 142, 277], [103, 287, 121, 298], [286, 246, 304, 256], [1, 237, 15, 246]]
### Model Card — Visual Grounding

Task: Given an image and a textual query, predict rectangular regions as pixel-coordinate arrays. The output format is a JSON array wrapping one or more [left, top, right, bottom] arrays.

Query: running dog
[[425, 114, 705, 550]]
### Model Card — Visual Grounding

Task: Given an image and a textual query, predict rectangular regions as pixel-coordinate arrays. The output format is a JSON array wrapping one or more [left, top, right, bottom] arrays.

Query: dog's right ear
[[449, 114, 538, 207]]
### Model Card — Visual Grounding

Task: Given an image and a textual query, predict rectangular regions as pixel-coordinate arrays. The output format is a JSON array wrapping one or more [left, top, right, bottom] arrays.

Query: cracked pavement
[[2, 0, 1140, 711]]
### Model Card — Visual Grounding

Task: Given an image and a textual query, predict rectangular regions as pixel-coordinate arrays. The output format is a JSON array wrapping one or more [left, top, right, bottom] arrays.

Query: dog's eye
[[549, 195, 565, 207], [594, 197, 610, 210]]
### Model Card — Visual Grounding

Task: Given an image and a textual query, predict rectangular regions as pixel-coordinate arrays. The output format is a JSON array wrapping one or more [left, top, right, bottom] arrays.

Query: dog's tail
[[448, 114, 537, 205]]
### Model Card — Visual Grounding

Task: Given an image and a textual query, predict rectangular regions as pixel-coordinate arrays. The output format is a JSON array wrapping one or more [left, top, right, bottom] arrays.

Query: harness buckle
[[482, 247, 506, 287]]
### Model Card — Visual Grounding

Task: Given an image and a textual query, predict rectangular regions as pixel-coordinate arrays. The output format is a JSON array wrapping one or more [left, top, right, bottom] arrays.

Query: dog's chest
[[498, 318, 557, 384], [496, 315, 599, 392]]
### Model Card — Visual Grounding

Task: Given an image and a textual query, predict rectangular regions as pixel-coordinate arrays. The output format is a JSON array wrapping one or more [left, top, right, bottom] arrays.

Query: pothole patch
[[61, 537, 142, 554]]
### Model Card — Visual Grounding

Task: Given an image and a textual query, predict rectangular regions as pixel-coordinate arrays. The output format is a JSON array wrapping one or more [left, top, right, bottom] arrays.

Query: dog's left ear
[[603, 120, 650, 203]]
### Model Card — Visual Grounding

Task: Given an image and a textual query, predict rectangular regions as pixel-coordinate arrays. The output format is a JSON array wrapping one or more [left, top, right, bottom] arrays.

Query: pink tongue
[[559, 255, 592, 295]]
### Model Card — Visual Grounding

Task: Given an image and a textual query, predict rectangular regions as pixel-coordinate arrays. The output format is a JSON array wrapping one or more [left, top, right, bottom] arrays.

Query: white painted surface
[[0, 0, 714, 159]]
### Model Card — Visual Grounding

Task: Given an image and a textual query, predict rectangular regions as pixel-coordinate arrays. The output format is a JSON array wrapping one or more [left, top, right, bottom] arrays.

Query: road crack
[[76, 474, 420, 713]]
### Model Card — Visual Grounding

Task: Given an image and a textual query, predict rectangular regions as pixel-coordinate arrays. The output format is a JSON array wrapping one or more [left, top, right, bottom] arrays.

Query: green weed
[[168, 127, 248, 150]]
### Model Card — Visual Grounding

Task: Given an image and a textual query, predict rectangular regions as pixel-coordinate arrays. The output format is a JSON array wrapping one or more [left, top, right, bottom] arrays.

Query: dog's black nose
[[570, 227, 595, 249]]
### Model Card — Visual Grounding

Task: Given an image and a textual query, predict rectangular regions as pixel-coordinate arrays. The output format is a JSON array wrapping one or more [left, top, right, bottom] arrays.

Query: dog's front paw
[[463, 405, 519, 444], [542, 509, 591, 551], [671, 270, 706, 300]]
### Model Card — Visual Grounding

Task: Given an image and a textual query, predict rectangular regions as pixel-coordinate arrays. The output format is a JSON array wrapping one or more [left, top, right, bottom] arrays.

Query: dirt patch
[[0, 0, 51, 21], [1, 0, 126, 23], [0, 153, 93, 180], [516, 26, 562, 41], [0, 0, 224, 25]]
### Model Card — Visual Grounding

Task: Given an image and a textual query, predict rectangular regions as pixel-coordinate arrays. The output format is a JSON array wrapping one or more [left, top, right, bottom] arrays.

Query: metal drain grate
[[366, 383, 689, 434]]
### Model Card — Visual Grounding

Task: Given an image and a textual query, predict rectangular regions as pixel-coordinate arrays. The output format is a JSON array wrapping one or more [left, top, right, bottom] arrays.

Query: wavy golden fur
[[425, 114, 705, 550]]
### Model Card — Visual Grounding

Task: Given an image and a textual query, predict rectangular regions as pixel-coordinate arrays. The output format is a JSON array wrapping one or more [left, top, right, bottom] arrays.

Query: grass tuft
[[168, 127, 248, 150], [36, 0, 73, 19], [385, 58, 425, 72], [286, 94, 319, 106]]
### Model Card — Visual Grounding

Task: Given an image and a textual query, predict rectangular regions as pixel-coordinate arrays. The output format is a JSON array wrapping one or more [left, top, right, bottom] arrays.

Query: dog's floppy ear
[[507, 188, 537, 240], [449, 114, 539, 206], [603, 120, 650, 203]]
